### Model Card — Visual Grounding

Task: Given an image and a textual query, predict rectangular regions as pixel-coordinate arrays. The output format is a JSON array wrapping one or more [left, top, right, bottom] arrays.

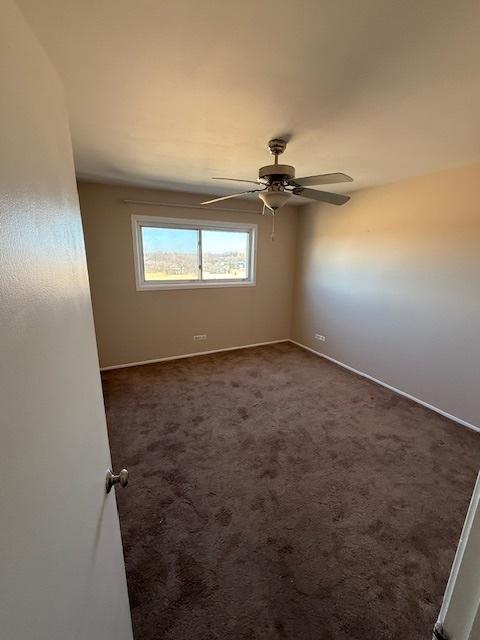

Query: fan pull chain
[[271, 212, 275, 241]]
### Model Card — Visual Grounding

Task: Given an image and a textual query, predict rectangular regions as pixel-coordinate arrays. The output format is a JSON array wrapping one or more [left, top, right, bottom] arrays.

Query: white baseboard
[[289, 339, 480, 434], [100, 339, 289, 371]]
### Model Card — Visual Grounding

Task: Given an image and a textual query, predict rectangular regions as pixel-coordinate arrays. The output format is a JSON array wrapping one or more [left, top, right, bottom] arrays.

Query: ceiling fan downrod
[[268, 138, 287, 165]]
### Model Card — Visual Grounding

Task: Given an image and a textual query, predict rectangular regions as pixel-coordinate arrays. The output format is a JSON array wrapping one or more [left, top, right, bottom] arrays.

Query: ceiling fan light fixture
[[201, 138, 353, 216], [258, 187, 292, 212]]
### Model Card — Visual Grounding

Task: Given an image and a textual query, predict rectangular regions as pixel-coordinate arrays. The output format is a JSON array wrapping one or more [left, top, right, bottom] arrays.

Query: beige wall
[[79, 181, 298, 368], [293, 163, 480, 428]]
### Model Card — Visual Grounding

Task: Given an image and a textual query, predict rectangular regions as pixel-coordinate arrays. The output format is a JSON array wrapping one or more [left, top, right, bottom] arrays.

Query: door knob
[[105, 468, 129, 494]]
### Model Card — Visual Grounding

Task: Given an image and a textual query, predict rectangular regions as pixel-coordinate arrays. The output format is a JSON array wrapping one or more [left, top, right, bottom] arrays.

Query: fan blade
[[201, 189, 261, 205], [293, 187, 350, 206], [212, 177, 261, 186], [291, 172, 353, 187]]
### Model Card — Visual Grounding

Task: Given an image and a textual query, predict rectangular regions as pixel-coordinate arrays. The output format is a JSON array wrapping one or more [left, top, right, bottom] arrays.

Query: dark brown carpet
[[102, 342, 479, 640]]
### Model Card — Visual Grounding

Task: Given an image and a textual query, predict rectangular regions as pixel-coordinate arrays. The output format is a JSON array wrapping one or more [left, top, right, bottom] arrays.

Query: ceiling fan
[[201, 138, 353, 214]]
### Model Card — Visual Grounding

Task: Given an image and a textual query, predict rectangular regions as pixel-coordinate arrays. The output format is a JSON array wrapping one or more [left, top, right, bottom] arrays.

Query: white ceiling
[[18, 0, 480, 200]]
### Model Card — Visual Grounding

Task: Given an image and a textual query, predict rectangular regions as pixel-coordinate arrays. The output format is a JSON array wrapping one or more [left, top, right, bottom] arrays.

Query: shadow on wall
[[292, 162, 480, 428]]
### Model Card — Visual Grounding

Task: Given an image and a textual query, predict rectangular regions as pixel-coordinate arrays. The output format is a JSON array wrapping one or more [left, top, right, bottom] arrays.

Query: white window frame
[[132, 214, 257, 291]]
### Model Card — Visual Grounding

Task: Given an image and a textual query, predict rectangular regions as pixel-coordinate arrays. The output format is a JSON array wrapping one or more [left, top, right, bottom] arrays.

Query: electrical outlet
[[193, 334, 207, 341], [315, 333, 326, 342]]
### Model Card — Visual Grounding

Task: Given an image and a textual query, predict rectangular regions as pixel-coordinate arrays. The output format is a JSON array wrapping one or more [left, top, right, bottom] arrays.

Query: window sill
[[136, 280, 256, 291]]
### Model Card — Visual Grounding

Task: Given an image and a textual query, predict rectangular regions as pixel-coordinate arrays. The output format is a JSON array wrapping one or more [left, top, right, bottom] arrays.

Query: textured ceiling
[[18, 0, 480, 200]]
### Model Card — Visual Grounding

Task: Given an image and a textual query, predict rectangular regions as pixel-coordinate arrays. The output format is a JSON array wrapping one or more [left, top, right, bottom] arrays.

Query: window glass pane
[[201, 230, 249, 280], [141, 226, 199, 281]]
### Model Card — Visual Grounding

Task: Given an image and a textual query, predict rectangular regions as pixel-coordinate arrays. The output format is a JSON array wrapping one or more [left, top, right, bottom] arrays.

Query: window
[[132, 215, 257, 290]]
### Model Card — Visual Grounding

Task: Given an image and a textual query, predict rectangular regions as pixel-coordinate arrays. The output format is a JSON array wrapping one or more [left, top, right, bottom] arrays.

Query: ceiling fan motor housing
[[259, 164, 295, 184]]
